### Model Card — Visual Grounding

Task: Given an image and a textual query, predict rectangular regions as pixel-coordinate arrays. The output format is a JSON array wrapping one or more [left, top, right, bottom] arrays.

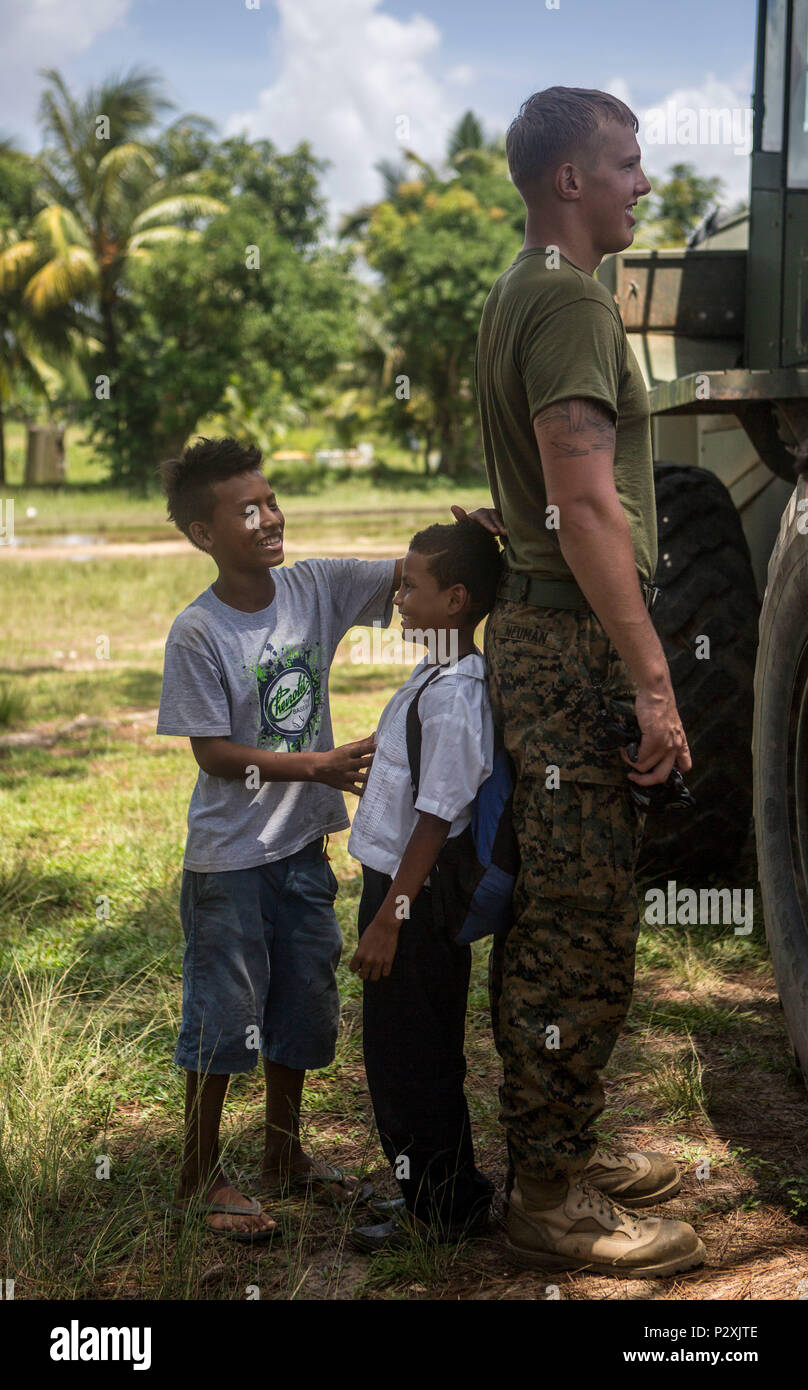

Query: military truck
[[599, 0, 808, 1077]]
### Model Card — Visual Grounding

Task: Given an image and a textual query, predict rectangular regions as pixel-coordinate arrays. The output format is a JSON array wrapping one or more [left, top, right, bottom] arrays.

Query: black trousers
[[358, 864, 495, 1228]]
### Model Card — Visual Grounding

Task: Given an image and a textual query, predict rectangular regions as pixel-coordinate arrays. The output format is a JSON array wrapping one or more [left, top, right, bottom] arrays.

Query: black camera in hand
[[591, 675, 695, 814]]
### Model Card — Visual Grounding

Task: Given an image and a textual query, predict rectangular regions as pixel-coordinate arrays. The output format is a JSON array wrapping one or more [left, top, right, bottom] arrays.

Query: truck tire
[[753, 476, 808, 1078], [638, 463, 760, 881]]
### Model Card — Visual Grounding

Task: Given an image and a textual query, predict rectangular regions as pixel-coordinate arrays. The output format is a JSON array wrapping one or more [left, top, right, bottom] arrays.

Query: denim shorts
[[174, 836, 342, 1074]]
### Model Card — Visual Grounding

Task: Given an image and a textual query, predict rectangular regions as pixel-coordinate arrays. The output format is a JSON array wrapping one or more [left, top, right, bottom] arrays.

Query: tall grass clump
[[0, 959, 185, 1297]]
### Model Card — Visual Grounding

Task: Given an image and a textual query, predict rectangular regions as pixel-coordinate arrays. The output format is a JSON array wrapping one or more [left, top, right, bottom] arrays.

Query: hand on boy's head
[[450, 503, 508, 536]]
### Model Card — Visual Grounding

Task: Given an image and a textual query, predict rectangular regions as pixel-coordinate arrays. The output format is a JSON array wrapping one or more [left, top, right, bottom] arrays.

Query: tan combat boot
[[506, 1173, 705, 1279], [584, 1148, 681, 1207]]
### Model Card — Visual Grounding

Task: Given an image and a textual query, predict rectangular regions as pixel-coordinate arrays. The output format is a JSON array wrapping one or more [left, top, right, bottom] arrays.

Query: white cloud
[[0, 0, 132, 140], [604, 75, 633, 109], [225, 0, 459, 217], [7, 0, 130, 51], [608, 71, 753, 210], [446, 64, 475, 86]]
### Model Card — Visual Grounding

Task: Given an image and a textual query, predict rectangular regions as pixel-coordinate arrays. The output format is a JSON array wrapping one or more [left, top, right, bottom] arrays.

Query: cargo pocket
[[538, 778, 644, 912]]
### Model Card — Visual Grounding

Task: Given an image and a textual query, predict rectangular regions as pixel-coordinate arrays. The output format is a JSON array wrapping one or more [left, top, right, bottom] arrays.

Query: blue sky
[[0, 0, 759, 214]]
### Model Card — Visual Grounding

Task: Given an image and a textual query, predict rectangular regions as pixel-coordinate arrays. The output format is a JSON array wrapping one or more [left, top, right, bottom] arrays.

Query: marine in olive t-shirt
[[475, 248, 657, 585]]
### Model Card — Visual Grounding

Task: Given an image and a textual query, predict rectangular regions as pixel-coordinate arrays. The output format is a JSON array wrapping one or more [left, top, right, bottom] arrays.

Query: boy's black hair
[[409, 518, 503, 621], [159, 436, 264, 549]]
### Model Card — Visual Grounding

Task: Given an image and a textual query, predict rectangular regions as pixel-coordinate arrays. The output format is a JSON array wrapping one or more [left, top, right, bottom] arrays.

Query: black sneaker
[[350, 1205, 491, 1254], [364, 1195, 407, 1219], [349, 1217, 416, 1253]]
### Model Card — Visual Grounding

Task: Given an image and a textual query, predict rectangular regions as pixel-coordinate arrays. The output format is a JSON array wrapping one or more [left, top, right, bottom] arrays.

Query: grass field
[[1, 419, 488, 544], [1, 469, 807, 1301]]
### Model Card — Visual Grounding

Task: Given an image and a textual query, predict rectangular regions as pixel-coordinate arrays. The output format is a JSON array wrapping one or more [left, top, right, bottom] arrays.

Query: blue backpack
[[405, 665, 519, 945]]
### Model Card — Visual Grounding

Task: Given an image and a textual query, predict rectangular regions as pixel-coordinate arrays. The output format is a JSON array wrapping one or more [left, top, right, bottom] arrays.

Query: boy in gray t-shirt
[[156, 436, 400, 1241]]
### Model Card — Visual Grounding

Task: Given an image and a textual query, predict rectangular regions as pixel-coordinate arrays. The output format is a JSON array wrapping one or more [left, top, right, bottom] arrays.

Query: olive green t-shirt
[[475, 248, 657, 584]]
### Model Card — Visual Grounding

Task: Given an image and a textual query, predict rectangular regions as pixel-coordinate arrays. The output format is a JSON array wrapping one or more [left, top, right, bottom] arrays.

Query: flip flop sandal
[[264, 1165, 375, 1206], [163, 1196, 277, 1244]]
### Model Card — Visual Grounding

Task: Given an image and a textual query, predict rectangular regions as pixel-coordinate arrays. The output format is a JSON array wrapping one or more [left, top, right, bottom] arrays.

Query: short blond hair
[[506, 86, 638, 195]]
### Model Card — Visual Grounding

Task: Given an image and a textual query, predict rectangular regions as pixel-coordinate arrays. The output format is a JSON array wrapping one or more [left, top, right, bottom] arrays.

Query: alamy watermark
[[50, 1322, 151, 1370], [644, 102, 752, 156], [349, 621, 459, 666], [644, 879, 753, 935]]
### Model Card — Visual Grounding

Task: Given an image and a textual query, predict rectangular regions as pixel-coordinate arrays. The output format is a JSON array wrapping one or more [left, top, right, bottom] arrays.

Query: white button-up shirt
[[348, 651, 495, 878]]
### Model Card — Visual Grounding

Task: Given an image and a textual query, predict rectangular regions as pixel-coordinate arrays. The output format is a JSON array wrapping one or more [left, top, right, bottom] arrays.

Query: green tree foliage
[[0, 66, 357, 489], [0, 69, 226, 482], [347, 111, 522, 475], [447, 112, 485, 163], [85, 193, 359, 488], [0, 143, 89, 483], [23, 67, 226, 366], [156, 122, 328, 249], [632, 162, 726, 247], [0, 143, 41, 233]]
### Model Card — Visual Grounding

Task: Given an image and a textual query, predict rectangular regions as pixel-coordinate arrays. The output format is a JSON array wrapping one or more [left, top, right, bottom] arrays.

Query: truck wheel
[[753, 476, 808, 1078], [638, 463, 760, 881]]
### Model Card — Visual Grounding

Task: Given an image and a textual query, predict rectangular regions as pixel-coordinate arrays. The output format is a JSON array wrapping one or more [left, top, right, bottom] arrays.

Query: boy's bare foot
[[174, 1176, 276, 1236], [260, 1152, 366, 1203]]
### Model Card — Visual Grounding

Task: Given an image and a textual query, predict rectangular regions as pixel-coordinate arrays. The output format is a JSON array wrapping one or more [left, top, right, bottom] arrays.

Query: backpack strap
[[405, 665, 446, 803]]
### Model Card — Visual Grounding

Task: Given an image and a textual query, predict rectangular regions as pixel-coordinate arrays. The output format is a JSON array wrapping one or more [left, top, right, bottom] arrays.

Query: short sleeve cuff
[[413, 793, 464, 823], [155, 724, 232, 737]]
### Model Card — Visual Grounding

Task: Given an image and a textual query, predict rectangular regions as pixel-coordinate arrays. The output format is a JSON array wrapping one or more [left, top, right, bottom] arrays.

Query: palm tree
[[0, 68, 225, 370], [0, 141, 91, 482], [0, 288, 92, 484]]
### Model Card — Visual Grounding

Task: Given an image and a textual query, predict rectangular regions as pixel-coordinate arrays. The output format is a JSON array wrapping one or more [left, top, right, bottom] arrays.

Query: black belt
[[498, 570, 661, 615]]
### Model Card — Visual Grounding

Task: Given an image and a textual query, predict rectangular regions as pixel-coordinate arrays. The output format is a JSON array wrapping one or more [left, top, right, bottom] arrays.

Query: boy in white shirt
[[347, 518, 504, 1250]]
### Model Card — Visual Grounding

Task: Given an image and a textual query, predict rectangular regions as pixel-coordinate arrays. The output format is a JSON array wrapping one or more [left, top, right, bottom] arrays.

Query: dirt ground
[[201, 981, 808, 1301], [128, 830, 808, 1304]]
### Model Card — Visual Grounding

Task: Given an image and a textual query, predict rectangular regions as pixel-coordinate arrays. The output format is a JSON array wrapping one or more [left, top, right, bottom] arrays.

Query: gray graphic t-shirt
[[157, 557, 396, 871]]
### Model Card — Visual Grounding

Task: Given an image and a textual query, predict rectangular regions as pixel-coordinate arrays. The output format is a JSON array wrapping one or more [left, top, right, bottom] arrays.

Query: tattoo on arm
[[535, 399, 616, 458]]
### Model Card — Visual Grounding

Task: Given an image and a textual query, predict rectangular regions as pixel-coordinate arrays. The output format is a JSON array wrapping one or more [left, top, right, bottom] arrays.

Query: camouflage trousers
[[484, 598, 646, 1181]]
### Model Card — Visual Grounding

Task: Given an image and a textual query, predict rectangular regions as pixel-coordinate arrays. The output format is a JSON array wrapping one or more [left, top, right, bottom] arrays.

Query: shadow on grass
[[0, 665, 62, 678], [74, 877, 183, 985], [700, 1026, 808, 1224], [627, 961, 808, 1224], [117, 668, 163, 705], [0, 747, 94, 787], [0, 859, 88, 924], [630, 995, 768, 1037], [0, 860, 183, 993]]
